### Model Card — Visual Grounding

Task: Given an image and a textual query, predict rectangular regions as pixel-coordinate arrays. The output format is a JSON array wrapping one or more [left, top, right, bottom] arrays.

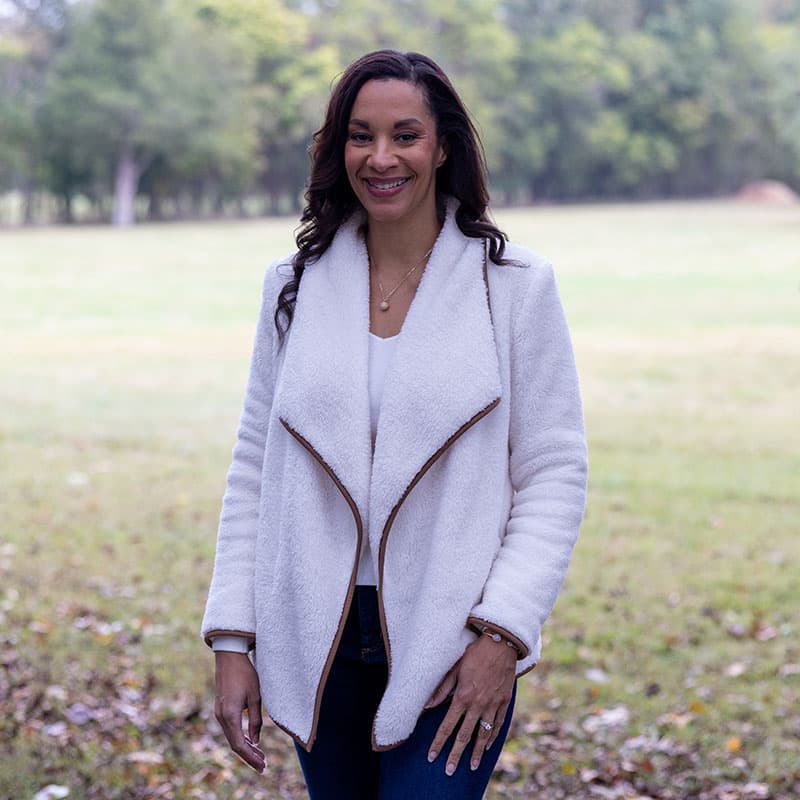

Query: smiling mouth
[[364, 177, 411, 190]]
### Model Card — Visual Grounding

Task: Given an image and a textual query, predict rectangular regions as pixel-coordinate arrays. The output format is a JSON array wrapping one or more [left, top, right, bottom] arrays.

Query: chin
[[362, 205, 410, 224]]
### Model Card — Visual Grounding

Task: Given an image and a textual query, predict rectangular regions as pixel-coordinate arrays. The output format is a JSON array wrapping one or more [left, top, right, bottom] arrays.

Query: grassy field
[[1, 201, 799, 799]]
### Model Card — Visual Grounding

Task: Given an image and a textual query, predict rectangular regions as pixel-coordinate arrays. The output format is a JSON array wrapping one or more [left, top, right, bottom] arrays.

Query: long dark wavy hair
[[274, 49, 510, 342]]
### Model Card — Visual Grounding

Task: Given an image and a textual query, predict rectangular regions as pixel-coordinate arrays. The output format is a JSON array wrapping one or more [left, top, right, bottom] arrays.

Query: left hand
[[424, 633, 517, 775]]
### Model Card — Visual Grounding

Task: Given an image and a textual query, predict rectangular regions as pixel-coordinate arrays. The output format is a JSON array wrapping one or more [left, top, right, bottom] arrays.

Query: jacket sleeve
[[200, 264, 282, 649], [468, 261, 588, 664]]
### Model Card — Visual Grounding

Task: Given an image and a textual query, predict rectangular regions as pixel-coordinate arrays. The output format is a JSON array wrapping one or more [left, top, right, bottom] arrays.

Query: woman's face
[[344, 78, 446, 230]]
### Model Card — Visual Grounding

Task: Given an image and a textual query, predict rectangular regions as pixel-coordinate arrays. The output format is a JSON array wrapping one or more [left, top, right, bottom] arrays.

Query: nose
[[367, 137, 398, 172]]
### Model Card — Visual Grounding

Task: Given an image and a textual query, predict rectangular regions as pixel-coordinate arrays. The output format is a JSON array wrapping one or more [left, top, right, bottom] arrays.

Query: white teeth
[[368, 178, 409, 190]]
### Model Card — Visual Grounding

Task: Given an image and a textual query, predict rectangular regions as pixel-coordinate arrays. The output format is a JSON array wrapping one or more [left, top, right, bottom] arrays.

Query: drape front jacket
[[201, 198, 588, 752]]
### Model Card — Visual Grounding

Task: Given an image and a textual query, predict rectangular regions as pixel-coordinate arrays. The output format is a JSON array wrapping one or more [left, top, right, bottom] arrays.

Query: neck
[[365, 211, 442, 276]]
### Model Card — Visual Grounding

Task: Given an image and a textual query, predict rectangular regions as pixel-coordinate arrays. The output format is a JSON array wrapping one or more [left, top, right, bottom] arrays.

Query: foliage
[[31, 0, 256, 224], [1, 0, 800, 221]]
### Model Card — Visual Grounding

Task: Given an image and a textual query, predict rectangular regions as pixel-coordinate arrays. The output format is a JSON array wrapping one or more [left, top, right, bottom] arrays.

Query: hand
[[425, 634, 517, 775], [214, 651, 266, 773]]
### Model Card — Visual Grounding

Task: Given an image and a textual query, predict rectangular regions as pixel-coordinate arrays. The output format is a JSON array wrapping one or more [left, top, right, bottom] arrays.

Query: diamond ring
[[479, 719, 494, 732]]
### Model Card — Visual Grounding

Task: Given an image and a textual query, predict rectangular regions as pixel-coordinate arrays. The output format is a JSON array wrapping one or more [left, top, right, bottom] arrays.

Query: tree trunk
[[113, 147, 141, 226], [62, 192, 74, 224], [21, 185, 35, 225]]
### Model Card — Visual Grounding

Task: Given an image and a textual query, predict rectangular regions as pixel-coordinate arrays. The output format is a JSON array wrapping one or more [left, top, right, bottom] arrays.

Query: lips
[[364, 177, 411, 193]]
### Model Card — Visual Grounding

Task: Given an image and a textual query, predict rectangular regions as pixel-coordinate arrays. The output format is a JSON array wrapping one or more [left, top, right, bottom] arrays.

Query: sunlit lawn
[[1, 201, 799, 798]]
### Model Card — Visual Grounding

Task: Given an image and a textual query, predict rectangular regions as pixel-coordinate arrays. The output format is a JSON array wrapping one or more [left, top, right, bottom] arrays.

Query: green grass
[[2, 201, 799, 798]]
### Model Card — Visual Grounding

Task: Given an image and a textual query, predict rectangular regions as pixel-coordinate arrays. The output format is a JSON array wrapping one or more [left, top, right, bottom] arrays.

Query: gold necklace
[[371, 247, 433, 312]]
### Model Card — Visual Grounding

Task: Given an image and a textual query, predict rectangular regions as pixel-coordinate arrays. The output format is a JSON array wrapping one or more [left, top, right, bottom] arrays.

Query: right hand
[[214, 651, 266, 773]]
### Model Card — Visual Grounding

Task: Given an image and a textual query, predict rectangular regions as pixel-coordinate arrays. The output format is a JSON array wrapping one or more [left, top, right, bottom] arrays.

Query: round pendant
[[379, 300, 390, 311]]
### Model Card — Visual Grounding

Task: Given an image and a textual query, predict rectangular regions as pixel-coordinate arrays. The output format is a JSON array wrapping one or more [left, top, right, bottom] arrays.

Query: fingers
[[247, 690, 263, 746], [485, 700, 509, 752], [216, 700, 266, 773], [214, 654, 266, 773], [426, 675, 512, 775], [443, 708, 482, 776], [470, 711, 497, 771], [427, 695, 464, 766]]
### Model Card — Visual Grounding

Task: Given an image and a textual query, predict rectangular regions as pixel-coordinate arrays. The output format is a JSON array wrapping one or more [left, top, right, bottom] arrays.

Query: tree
[[299, 0, 517, 188], [0, 0, 71, 221], [189, 0, 341, 212], [37, 0, 256, 225]]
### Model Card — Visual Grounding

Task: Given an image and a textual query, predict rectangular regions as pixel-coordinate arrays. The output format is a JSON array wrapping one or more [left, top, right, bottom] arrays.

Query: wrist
[[470, 622, 522, 658]]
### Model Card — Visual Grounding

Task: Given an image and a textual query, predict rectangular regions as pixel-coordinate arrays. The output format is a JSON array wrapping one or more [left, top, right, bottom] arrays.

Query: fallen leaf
[[29, 620, 52, 635], [32, 787, 70, 800], [658, 711, 695, 728], [65, 703, 93, 725], [582, 705, 630, 733], [726, 736, 742, 753], [755, 625, 777, 641], [128, 750, 165, 764], [43, 721, 68, 737], [585, 668, 609, 683], [45, 685, 68, 701], [742, 782, 770, 799], [725, 662, 747, 677]]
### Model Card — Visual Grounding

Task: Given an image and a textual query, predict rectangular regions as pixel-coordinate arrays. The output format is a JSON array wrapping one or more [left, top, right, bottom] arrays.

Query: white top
[[356, 331, 398, 584], [212, 330, 398, 652]]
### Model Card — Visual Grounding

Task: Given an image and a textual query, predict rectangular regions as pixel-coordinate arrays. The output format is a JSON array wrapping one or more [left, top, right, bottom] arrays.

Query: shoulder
[[264, 253, 296, 288], [486, 240, 558, 308], [261, 253, 296, 306]]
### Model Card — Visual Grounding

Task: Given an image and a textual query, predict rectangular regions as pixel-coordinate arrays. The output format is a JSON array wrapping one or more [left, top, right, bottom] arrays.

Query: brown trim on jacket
[[482, 239, 494, 326], [466, 616, 530, 660], [280, 417, 364, 753], [204, 629, 256, 650], [371, 395, 502, 752]]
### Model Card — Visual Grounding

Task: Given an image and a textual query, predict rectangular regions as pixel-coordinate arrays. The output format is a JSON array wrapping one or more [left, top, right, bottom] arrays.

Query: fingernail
[[446, 763, 455, 776], [427, 750, 437, 763], [471, 759, 479, 771]]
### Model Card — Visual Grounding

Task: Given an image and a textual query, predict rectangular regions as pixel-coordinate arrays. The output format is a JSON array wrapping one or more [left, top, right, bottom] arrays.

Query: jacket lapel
[[274, 200, 503, 546], [273, 215, 373, 522], [368, 203, 502, 554]]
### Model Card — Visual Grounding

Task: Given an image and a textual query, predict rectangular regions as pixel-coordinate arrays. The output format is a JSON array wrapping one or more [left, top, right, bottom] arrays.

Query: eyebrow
[[348, 118, 425, 129]]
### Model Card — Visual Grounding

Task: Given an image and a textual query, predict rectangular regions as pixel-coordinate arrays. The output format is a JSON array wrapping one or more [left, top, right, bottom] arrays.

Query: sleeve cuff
[[203, 628, 256, 651], [211, 635, 253, 653], [467, 616, 529, 660]]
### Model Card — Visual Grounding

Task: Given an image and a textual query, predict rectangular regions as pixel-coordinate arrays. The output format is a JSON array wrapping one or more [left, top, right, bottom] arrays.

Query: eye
[[395, 132, 418, 144], [348, 131, 371, 144]]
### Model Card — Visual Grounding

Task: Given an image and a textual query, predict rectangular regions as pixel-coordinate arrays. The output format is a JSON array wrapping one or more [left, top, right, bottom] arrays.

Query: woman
[[201, 49, 587, 799]]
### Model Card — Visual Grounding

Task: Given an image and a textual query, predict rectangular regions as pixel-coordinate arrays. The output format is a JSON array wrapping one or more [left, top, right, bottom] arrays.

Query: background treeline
[[1, 0, 799, 225]]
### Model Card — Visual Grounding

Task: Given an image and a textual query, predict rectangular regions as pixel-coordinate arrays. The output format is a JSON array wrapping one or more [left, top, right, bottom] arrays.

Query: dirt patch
[[735, 180, 799, 204]]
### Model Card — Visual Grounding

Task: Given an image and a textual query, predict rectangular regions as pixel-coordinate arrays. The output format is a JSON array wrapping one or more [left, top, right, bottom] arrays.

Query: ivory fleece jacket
[[201, 198, 588, 751]]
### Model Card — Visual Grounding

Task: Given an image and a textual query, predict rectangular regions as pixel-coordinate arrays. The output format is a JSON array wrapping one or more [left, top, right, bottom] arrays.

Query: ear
[[436, 138, 448, 168]]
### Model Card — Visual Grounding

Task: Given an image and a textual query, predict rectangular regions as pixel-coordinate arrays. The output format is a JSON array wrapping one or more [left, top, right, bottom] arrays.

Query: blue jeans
[[294, 586, 516, 799]]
